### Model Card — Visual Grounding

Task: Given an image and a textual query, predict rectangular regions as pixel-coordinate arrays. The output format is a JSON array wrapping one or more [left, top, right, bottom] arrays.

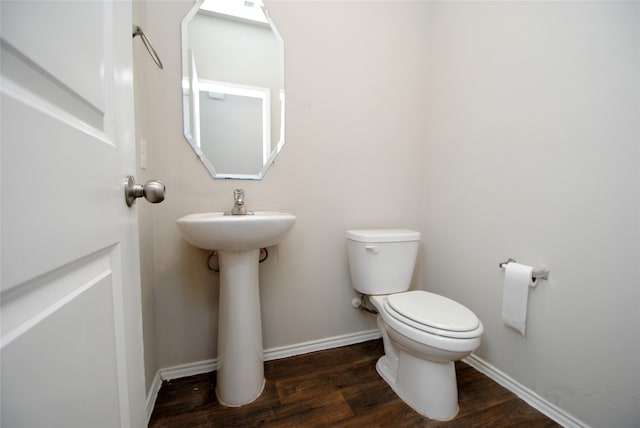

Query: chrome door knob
[[124, 175, 166, 207]]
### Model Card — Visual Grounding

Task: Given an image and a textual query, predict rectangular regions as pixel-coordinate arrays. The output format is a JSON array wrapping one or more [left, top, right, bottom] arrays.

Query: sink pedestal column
[[216, 249, 265, 406]]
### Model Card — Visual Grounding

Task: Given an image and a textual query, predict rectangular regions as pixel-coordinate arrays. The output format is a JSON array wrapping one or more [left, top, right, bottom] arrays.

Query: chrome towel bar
[[133, 25, 163, 70]]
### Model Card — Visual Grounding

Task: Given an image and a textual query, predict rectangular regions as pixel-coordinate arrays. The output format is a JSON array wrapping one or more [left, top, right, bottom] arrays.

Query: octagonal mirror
[[181, 0, 285, 180]]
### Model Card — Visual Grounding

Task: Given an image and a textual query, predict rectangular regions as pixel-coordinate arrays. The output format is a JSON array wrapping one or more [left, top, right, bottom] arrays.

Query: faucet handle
[[229, 188, 249, 215], [234, 188, 244, 202]]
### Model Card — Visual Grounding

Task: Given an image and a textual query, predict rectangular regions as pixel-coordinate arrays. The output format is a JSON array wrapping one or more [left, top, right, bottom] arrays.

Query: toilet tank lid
[[346, 229, 420, 243]]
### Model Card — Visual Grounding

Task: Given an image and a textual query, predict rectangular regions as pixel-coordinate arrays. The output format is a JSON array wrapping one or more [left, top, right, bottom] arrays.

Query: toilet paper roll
[[502, 262, 535, 336]]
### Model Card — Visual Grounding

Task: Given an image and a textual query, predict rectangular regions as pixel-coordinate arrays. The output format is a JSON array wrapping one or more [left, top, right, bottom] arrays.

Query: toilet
[[346, 229, 483, 421]]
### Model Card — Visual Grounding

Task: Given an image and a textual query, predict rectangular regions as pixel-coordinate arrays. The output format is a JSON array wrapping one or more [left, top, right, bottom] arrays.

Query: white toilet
[[346, 229, 483, 421]]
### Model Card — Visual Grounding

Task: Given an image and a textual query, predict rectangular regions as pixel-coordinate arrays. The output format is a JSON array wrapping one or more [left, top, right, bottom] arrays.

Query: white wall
[[136, 0, 425, 387], [421, 2, 640, 427], [135, 1, 640, 426]]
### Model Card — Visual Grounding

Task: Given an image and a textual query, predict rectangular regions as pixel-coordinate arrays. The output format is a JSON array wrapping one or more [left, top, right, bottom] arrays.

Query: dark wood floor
[[149, 339, 559, 427]]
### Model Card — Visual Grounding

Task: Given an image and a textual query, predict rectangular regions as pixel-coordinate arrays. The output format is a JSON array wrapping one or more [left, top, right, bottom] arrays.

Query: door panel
[[1, 1, 106, 113], [1, 92, 118, 290], [0, 1, 145, 426], [2, 270, 121, 427]]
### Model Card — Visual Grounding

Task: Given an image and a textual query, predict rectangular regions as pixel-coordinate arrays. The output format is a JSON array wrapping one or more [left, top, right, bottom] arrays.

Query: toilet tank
[[346, 229, 420, 295]]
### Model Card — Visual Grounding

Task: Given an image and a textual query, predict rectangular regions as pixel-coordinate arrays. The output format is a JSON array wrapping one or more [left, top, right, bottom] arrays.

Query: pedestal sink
[[176, 211, 296, 406]]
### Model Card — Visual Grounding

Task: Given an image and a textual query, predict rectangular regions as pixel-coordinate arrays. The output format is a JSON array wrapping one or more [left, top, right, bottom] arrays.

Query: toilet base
[[376, 351, 459, 421]]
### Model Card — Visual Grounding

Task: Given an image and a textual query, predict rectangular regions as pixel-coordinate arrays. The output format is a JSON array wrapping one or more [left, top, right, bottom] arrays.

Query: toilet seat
[[384, 291, 482, 339]]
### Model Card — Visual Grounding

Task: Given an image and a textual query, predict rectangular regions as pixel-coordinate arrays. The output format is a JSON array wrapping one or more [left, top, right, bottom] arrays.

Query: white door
[[1, 1, 146, 427]]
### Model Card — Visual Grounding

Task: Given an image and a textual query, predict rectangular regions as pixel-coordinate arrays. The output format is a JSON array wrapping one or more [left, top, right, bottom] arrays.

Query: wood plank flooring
[[149, 339, 560, 427]]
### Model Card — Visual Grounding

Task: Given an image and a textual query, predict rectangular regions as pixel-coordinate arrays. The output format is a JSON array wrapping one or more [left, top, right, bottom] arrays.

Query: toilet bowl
[[346, 229, 483, 421]]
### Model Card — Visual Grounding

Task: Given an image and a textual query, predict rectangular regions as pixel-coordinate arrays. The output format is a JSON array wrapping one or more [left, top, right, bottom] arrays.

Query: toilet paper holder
[[499, 258, 549, 281]]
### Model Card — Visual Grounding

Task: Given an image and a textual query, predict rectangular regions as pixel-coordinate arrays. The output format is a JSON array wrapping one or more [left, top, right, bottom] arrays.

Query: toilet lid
[[386, 291, 480, 333]]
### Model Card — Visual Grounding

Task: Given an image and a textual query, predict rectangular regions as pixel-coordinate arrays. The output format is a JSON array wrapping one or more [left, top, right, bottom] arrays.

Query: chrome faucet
[[227, 188, 251, 215]]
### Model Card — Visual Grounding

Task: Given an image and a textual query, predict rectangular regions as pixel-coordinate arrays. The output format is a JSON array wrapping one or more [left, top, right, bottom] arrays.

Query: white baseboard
[[145, 329, 381, 422], [463, 354, 589, 428], [159, 357, 218, 381], [263, 329, 381, 362], [145, 370, 162, 423]]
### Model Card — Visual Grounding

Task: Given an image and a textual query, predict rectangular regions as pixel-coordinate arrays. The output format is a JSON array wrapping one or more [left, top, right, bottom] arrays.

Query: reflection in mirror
[[181, 0, 285, 179]]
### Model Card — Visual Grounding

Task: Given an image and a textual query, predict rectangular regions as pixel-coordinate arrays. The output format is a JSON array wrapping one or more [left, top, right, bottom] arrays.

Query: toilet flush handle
[[365, 245, 379, 254]]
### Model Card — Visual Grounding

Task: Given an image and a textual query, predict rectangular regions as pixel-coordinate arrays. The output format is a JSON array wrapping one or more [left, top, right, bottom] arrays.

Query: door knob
[[124, 175, 165, 207]]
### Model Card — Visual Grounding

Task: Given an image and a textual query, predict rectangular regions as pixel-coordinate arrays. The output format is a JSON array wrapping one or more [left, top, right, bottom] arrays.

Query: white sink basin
[[176, 211, 296, 251], [175, 210, 296, 407]]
